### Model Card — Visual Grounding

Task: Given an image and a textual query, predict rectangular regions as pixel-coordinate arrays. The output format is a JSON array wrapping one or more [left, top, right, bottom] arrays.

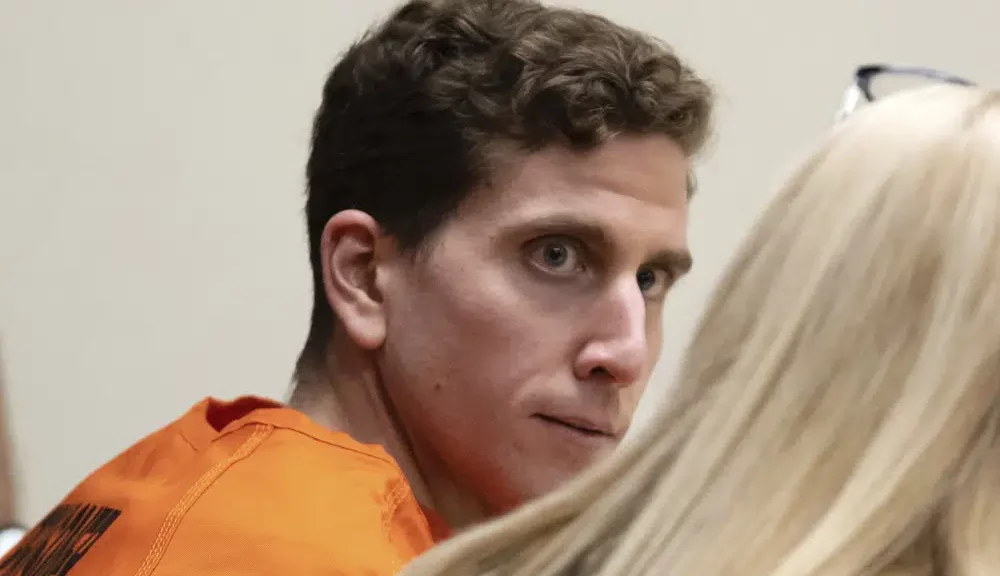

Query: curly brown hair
[[301, 0, 714, 361]]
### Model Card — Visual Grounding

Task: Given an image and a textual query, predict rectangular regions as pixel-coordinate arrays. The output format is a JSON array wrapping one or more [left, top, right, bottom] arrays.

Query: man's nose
[[573, 276, 648, 387]]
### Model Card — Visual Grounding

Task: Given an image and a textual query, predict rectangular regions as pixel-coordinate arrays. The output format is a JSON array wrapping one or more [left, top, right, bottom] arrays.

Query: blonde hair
[[400, 83, 1000, 576]]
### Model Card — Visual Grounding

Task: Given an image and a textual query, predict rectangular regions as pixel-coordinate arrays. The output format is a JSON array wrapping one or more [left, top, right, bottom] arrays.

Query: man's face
[[377, 134, 691, 513]]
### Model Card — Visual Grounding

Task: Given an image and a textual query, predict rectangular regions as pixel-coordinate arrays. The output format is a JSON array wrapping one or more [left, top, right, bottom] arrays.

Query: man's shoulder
[[155, 422, 427, 575], [92, 395, 411, 512], [5, 397, 435, 576], [232, 398, 409, 487], [167, 397, 434, 573], [217, 405, 416, 518]]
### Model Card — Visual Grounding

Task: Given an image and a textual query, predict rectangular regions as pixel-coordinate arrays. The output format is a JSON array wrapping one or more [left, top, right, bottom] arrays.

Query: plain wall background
[[1, 0, 997, 524]]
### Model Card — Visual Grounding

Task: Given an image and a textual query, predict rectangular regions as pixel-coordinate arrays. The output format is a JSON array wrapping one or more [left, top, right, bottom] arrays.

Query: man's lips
[[534, 414, 619, 438]]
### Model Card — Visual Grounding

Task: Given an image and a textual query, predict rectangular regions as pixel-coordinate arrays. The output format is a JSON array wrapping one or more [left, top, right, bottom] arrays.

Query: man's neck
[[289, 339, 488, 531]]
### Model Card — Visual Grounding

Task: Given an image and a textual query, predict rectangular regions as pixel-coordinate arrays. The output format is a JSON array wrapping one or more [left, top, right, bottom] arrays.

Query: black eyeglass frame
[[835, 64, 976, 121]]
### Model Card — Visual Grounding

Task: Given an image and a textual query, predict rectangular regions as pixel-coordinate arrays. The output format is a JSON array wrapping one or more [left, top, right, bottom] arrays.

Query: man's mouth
[[534, 414, 615, 438]]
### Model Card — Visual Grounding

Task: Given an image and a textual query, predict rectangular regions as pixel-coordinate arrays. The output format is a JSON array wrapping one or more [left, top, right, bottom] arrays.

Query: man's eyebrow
[[649, 248, 693, 276], [500, 215, 693, 275], [501, 215, 610, 244]]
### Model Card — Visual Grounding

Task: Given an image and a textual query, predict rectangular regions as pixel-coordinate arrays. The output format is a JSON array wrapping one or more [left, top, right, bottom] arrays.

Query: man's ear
[[319, 210, 388, 351]]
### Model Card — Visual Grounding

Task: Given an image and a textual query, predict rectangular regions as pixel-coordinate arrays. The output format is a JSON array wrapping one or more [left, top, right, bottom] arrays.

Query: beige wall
[[1, 0, 997, 523]]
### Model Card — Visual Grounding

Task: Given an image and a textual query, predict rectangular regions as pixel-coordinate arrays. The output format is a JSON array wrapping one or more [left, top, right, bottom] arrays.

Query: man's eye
[[636, 267, 672, 299], [527, 238, 586, 276]]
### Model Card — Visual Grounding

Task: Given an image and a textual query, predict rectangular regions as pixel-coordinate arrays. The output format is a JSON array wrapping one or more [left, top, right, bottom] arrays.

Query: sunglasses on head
[[835, 64, 975, 122]]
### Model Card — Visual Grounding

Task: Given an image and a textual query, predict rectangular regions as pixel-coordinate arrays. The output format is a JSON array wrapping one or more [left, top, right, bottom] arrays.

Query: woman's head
[[403, 84, 1000, 576]]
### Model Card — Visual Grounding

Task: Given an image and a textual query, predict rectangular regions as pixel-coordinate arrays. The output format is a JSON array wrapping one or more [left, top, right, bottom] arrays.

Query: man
[[0, 1, 713, 574]]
